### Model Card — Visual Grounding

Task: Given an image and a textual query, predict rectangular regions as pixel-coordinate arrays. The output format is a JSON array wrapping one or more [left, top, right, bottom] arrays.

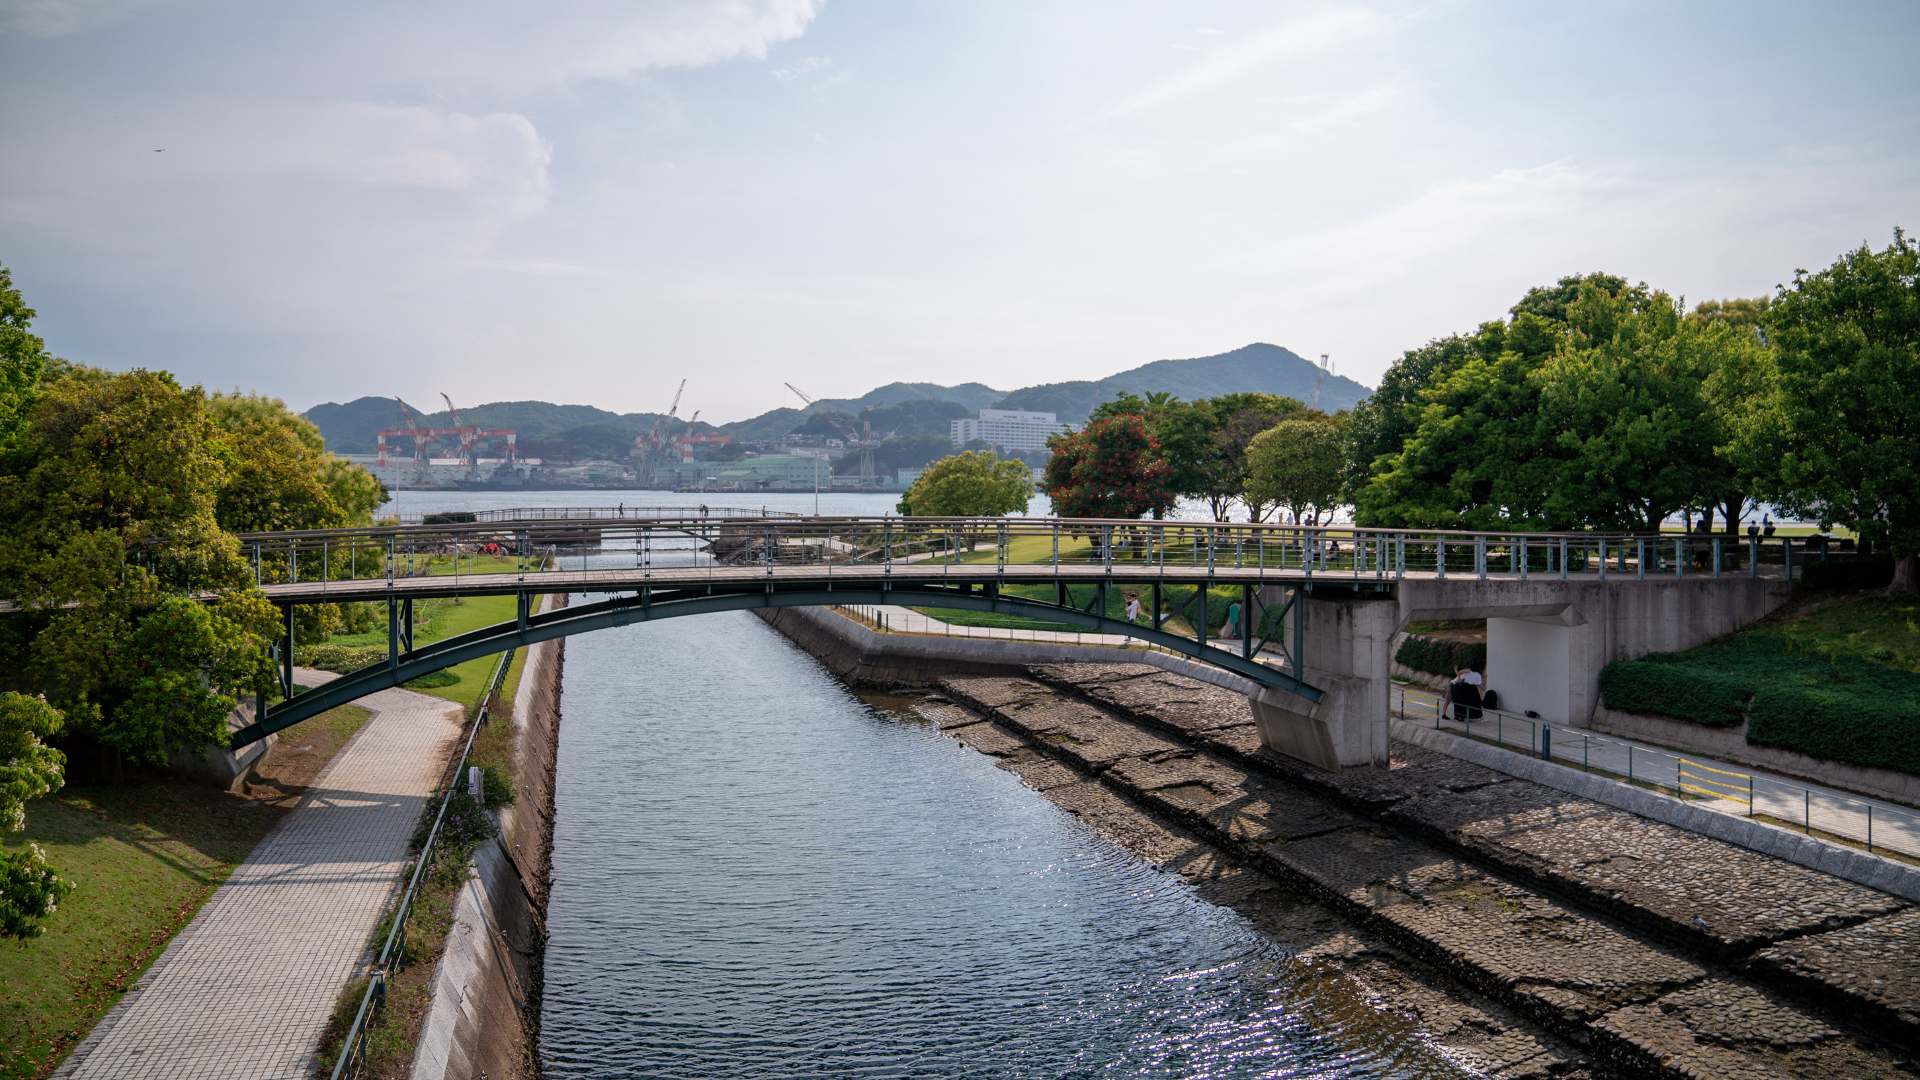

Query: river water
[[379, 491, 1452, 1078]]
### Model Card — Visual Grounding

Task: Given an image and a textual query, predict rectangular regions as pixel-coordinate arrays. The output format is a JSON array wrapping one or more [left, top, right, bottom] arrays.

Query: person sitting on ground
[[1451, 664, 1486, 722]]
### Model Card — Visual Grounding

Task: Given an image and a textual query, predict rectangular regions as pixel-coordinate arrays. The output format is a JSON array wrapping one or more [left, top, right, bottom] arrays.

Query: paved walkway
[[836, 602, 1276, 655], [54, 678, 464, 1080], [1394, 683, 1920, 860]]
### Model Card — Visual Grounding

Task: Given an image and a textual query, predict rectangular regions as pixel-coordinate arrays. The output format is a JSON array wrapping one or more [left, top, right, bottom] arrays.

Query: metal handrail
[[1392, 684, 1920, 860], [230, 516, 1817, 591], [329, 645, 516, 1080]]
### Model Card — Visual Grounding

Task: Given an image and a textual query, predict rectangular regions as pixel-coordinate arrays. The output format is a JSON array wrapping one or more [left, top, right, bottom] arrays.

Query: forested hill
[[991, 343, 1370, 421], [303, 343, 1371, 456]]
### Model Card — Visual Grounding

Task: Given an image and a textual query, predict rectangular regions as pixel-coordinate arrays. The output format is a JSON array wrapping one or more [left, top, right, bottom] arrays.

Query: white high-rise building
[[950, 408, 1078, 452]]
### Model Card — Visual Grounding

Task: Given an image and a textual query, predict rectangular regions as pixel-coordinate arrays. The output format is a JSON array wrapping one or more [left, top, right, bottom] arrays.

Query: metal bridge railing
[[1392, 685, 1920, 861], [230, 515, 1819, 594], [327, 645, 516, 1080]]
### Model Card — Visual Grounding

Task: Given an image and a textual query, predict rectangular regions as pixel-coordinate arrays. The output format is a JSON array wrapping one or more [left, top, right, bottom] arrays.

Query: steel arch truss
[[235, 581, 1322, 749]]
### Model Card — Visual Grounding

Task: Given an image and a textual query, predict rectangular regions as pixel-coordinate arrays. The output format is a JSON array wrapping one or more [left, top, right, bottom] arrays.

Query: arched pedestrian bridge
[[230, 510, 1803, 770]]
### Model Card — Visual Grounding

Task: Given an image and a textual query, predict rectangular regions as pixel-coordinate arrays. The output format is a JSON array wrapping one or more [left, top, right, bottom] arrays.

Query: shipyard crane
[[437, 393, 518, 470], [377, 398, 437, 474], [633, 379, 688, 483], [670, 410, 732, 462], [1313, 355, 1333, 410]]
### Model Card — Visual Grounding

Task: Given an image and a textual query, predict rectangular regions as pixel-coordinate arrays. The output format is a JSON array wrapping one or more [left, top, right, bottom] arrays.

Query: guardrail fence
[[230, 515, 1822, 591], [1392, 685, 1920, 862]]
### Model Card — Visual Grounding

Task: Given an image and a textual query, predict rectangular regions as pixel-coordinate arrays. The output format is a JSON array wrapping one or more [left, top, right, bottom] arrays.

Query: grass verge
[[313, 694, 521, 1079], [0, 704, 371, 1080]]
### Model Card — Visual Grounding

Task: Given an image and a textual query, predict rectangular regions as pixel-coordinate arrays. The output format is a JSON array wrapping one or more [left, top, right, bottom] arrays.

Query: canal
[[383, 490, 1458, 1077]]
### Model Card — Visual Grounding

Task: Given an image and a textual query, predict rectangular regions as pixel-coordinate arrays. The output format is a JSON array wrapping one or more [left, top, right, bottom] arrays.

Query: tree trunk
[[1722, 496, 1748, 537], [1891, 552, 1918, 595]]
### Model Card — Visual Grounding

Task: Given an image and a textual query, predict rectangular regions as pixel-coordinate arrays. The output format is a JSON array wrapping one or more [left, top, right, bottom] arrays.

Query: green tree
[[0, 263, 51, 465], [1341, 334, 1480, 503], [1246, 413, 1346, 525], [1042, 415, 1175, 519], [896, 450, 1033, 516], [0, 692, 74, 939], [0, 371, 280, 765], [1353, 314, 1568, 528], [1352, 273, 1730, 531], [1529, 285, 1722, 530], [1762, 230, 1920, 592], [207, 390, 386, 530], [1199, 394, 1303, 520]]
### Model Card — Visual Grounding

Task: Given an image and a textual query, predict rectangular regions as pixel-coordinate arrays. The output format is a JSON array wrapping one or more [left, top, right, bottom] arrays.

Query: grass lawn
[[314, 557, 543, 715], [1765, 591, 1920, 672], [1, 704, 371, 1080]]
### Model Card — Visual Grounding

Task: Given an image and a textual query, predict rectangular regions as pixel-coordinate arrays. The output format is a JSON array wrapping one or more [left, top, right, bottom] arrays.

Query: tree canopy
[[1761, 230, 1920, 591], [1245, 412, 1346, 526], [896, 450, 1033, 516], [0, 691, 73, 939], [1350, 274, 1772, 532], [1042, 415, 1175, 519]]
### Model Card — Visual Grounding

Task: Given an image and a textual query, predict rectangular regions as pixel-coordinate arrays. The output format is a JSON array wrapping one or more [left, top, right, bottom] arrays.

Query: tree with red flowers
[[1042, 414, 1176, 519]]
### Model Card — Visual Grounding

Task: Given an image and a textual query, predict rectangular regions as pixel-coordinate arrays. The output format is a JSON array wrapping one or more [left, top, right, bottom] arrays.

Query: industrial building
[[652, 455, 844, 491], [949, 408, 1077, 452]]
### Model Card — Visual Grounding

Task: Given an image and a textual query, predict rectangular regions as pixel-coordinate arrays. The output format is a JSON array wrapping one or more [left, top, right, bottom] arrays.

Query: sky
[[1, 1, 1915, 424]]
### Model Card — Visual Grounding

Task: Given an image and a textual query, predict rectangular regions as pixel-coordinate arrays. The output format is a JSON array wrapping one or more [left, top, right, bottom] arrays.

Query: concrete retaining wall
[[410, 596, 567, 1080], [756, 605, 1263, 695], [1391, 718, 1920, 903]]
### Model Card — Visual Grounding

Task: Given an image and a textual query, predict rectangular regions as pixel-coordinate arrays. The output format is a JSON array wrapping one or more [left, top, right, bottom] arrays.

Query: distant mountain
[[303, 345, 1371, 458], [805, 381, 1006, 413], [990, 344, 1369, 422], [305, 398, 696, 455]]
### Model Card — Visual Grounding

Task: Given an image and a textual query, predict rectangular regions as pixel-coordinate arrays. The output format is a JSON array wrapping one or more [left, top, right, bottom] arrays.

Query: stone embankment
[[409, 600, 568, 1080], [929, 662, 1920, 1080]]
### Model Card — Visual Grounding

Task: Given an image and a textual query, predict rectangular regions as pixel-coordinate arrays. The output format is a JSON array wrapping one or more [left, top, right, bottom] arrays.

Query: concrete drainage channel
[[927, 664, 1920, 1079]]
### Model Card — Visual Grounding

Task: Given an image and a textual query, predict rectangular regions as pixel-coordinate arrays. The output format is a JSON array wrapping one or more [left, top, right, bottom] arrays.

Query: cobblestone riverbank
[[923, 662, 1920, 1080]]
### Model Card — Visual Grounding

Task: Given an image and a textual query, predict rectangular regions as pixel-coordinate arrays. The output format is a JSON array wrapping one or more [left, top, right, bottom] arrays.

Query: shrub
[[1599, 635, 1920, 775], [1800, 556, 1895, 591], [478, 762, 515, 805], [1596, 660, 1751, 727], [295, 643, 388, 672], [1395, 634, 1486, 677]]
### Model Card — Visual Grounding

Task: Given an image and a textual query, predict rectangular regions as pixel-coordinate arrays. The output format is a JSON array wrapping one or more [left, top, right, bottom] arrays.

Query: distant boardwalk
[[54, 683, 462, 1080]]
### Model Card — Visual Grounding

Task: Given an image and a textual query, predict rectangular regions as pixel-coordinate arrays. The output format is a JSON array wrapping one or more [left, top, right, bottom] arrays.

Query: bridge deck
[[253, 560, 1774, 603]]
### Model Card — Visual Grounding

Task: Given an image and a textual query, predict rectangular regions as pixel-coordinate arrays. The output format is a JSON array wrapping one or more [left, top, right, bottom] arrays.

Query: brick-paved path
[[54, 680, 464, 1080]]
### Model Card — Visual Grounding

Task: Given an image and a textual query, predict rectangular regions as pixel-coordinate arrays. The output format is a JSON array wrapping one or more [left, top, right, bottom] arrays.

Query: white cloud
[[772, 55, 831, 80], [535, 0, 826, 82], [1291, 80, 1408, 133], [1094, 7, 1397, 120]]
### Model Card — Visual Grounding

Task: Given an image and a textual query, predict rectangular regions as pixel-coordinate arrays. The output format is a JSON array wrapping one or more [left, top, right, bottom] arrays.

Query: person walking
[[1224, 599, 1242, 642], [1123, 592, 1141, 644]]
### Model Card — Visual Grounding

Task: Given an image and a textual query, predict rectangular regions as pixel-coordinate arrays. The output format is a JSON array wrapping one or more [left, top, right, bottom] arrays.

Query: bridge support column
[[1247, 594, 1395, 770]]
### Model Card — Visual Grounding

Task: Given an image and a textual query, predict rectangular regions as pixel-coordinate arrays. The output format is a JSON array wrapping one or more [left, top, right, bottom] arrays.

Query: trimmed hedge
[[296, 643, 388, 672], [1596, 659, 1750, 728], [1599, 635, 1920, 776], [1396, 634, 1486, 677], [1800, 556, 1895, 591]]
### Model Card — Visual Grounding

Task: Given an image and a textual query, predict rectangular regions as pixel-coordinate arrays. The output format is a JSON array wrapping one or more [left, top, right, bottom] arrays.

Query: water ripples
[[541, 605, 1446, 1079]]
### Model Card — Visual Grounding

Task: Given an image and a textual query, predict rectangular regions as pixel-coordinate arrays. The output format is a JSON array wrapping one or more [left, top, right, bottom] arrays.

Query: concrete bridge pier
[[1248, 593, 1397, 771], [1398, 577, 1795, 726]]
